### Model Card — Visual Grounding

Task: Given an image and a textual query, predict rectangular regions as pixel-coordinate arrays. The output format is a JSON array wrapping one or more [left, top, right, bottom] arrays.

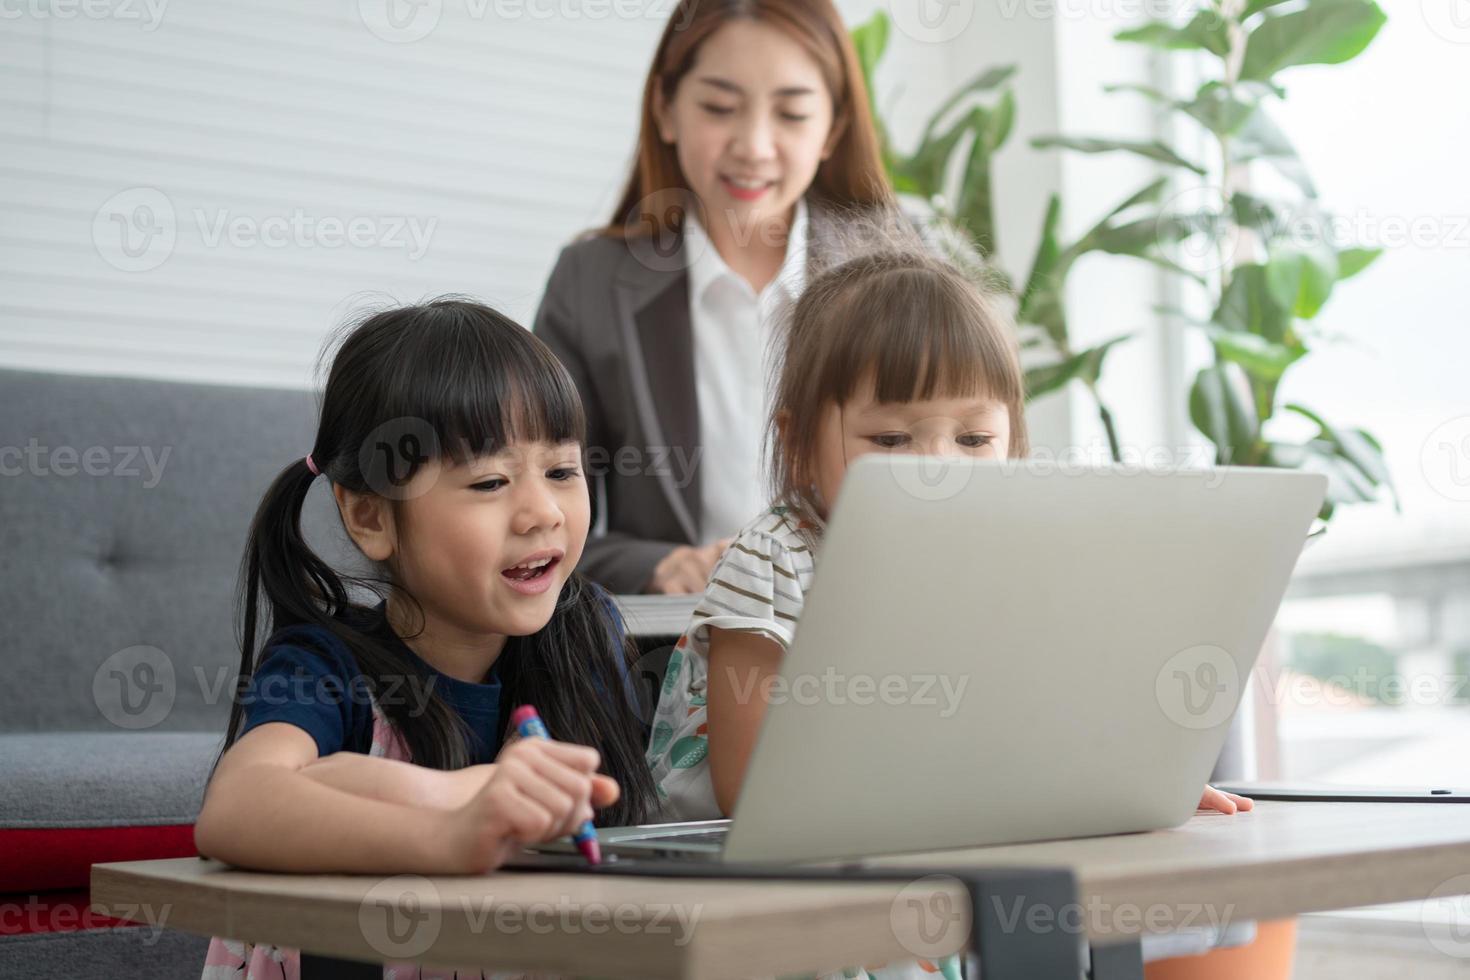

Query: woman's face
[[656, 19, 837, 240]]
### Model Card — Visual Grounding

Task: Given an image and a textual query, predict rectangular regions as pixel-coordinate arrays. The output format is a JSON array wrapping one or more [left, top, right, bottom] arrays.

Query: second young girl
[[645, 246, 1253, 977], [195, 298, 656, 979]]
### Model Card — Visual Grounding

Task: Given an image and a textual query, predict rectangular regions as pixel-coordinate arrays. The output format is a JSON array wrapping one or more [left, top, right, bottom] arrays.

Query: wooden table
[[91, 801, 1470, 979]]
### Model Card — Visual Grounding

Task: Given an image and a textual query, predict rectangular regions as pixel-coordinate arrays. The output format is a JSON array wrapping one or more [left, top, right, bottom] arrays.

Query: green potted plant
[[852, 0, 1398, 519]]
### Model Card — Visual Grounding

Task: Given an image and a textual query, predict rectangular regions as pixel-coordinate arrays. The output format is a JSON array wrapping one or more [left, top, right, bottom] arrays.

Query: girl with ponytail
[[196, 297, 657, 979]]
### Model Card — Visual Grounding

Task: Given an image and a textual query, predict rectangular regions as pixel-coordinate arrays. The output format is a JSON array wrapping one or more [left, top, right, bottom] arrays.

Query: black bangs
[[332, 298, 585, 472]]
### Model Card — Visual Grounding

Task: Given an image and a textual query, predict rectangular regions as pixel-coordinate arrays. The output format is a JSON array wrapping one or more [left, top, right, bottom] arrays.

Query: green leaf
[[914, 65, 1018, 152], [896, 106, 983, 200], [1285, 404, 1396, 492], [1277, 402, 1399, 514], [1110, 243, 1210, 285], [1030, 135, 1206, 174], [1065, 177, 1169, 257], [1106, 80, 1278, 138], [1202, 325, 1306, 379], [1230, 192, 1282, 240], [1153, 304, 1212, 328], [985, 87, 1017, 151], [1243, 0, 1297, 19], [1267, 235, 1339, 318], [1043, 178, 1208, 285], [1025, 336, 1132, 401], [953, 140, 996, 256], [1214, 264, 1292, 343], [1184, 82, 1269, 136], [1267, 439, 1368, 519], [1115, 11, 1231, 56], [1018, 195, 1067, 346], [850, 12, 896, 172], [885, 63, 1016, 232], [850, 10, 890, 94], [1191, 364, 1260, 463], [1096, 176, 1171, 217], [1101, 82, 1174, 104], [1304, 440, 1380, 506], [953, 90, 1015, 256], [1072, 216, 1211, 284], [1240, 0, 1387, 82], [1335, 247, 1382, 281], [1083, 216, 1174, 258], [1232, 105, 1318, 197]]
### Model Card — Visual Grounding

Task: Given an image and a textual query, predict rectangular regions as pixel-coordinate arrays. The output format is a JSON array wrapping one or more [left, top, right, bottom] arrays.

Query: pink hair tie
[[304, 453, 320, 476]]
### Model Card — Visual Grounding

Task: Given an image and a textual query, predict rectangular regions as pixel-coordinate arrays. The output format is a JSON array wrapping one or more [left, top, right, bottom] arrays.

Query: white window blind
[[1, 0, 667, 387]]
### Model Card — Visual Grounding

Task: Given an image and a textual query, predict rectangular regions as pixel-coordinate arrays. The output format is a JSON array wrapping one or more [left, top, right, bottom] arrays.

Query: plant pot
[[1143, 918, 1298, 980]]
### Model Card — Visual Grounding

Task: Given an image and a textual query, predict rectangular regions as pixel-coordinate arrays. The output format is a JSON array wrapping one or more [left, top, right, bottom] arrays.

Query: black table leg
[[1090, 939, 1144, 980], [300, 952, 383, 979], [970, 868, 1086, 979]]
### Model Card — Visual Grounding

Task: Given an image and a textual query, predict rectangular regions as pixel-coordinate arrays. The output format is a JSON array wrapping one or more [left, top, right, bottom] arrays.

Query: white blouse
[[681, 196, 810, 542]]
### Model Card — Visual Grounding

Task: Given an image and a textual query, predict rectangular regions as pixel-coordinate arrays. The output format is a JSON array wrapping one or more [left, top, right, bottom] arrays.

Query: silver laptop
[[546, 458, 1326, 865]]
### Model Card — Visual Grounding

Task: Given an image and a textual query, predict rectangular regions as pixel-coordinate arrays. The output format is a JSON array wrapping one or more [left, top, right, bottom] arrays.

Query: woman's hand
[[440, 738, 620, 874], [647, 538, 732, 594], [1199, 784, 1254, 814]]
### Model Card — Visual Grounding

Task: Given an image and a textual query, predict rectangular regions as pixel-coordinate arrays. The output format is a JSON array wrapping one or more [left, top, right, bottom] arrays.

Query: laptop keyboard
[[637, 827, 729, 846]]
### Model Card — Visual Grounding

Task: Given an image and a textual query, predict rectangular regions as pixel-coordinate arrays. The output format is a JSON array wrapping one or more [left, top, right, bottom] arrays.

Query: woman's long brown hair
[[604, 0, 893, 238]]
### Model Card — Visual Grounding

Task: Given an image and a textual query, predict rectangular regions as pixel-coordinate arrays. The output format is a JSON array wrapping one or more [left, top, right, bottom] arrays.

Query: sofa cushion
[[0, 917, 209, 980], [0, 733, 216, 891], [0, 367, 358, 734]]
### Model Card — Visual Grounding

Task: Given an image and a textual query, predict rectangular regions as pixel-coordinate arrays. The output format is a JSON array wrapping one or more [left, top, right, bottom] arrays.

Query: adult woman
[[534, 0, 893, 594]]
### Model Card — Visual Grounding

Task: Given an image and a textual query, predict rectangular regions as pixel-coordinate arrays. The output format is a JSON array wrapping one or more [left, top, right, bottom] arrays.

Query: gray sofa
[[0, 367, 350, 978]]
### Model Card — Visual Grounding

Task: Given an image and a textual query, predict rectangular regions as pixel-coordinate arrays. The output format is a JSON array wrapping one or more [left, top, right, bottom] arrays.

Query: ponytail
[[211, 455, 478, 782]]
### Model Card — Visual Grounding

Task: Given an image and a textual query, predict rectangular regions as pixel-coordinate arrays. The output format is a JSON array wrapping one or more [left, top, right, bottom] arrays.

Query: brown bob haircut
[[767, 241, 1030, 535]]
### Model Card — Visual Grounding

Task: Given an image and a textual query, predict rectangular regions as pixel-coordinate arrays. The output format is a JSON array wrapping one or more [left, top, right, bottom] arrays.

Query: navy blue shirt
[[237, 596, 635, 764]]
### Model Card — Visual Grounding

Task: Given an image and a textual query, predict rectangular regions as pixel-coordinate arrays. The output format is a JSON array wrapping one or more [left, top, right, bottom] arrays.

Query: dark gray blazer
[[533, 206, 838, 594]]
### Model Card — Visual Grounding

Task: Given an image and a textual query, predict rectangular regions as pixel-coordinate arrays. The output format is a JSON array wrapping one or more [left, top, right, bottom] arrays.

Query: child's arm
[[195, 723, 612, 874], [704, 627, 785, 816], [195, 723, 468, 873], [299, 753, 496, 810]]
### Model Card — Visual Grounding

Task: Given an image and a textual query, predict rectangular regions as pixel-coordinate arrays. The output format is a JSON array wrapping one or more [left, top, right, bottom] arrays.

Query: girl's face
[[350, 439, 591, 644], [655, 19, 836, 240], [807, 378, 1013, 519]]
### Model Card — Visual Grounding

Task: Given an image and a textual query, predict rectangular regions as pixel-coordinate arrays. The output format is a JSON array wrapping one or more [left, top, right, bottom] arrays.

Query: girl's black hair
[[213, 297, 657, 826]]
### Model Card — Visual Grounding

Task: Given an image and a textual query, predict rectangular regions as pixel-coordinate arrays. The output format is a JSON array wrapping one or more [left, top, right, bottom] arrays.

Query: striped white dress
[[646, 505, 817, 822]]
